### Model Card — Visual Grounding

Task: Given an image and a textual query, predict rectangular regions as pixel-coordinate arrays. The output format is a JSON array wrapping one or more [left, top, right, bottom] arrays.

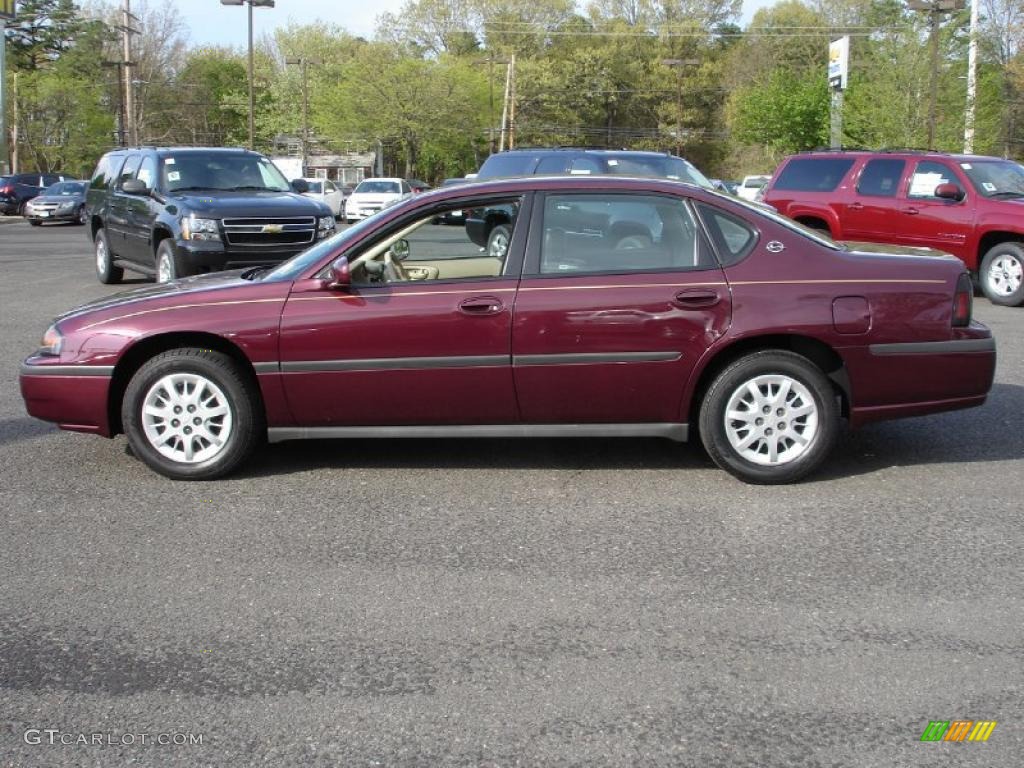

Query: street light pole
[[220, 0, 275, 150]]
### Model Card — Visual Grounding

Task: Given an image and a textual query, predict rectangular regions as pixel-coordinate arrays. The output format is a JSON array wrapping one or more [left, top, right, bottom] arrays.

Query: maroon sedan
[[20, 177, 995, 483]]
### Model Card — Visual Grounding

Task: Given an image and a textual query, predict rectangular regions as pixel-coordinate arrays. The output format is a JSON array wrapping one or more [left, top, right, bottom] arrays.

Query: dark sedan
[[20, 177, 995, 483], [23, 181, 89, 225]]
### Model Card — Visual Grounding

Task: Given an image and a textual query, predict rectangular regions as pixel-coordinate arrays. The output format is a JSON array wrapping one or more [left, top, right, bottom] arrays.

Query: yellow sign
[[0, 0, 15, 21]]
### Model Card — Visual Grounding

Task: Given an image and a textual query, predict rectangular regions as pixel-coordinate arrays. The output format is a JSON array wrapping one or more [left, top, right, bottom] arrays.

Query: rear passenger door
[[511, 191, 731, 425], [841, 158, 907, 243]]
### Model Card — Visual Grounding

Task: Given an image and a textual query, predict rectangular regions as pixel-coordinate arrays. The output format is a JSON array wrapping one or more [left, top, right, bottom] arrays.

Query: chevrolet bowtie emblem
[[262, 224, 284, 233]]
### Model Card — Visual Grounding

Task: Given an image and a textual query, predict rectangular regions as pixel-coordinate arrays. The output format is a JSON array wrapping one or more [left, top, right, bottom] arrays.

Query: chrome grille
[[221, 216, 316, 247]]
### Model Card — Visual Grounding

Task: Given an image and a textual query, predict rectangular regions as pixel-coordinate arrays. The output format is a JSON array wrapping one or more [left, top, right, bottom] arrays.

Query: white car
[[736, 175, 770, 201], [300, 178, 344, 216], [344, 177, 413, 222]]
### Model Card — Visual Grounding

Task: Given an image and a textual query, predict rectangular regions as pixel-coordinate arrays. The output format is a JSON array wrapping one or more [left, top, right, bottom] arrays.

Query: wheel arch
[[977, 231, 1024, 272], [151, 224, 175, 256], [792, 215, 832, 236], [686, 334, 851, 429], [107, 331, 263, 437]]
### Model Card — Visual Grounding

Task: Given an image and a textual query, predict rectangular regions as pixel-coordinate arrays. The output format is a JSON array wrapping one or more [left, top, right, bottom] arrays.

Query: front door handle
[[902, 207, 920, 215], [458, 296, 504, 316], [673, 289, 721, 309]]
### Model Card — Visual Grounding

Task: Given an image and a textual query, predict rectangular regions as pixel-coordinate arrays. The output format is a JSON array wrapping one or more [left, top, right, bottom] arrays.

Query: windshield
[[960, 159, 1024, 198], [354, 180, 400, 194], [260, 208, 391, 281], [160, 152, 290, 193]]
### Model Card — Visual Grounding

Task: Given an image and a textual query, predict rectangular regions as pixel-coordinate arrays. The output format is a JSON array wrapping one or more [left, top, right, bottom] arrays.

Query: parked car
[[736, 175, 770, 201], [23, 180, 89, 225], [0, 172, 69, 215], [469, 148, 716, 258], [763, 149, 1024, 306], [85, 146, 334, 285], [21, 176, 993, 484], [299, 178, 344, 216], [344, 177, 413, 222], [407, 179, 432, 194]]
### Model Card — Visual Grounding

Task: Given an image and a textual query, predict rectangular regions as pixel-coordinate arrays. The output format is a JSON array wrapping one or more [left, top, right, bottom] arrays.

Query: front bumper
[[20, 357, 114, 436], [175, 239, 312, 271]]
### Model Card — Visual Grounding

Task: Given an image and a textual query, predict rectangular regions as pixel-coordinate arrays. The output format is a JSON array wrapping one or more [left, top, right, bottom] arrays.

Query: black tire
[[29, 220, 42, 227], [979, 242, 1024, 307], [94, 228, 124, 284], [121, 348, 264, 480], [698, 350, 839, 484], [486, 223, 512, 260], [155, 239, 191, 283], [77, 205, 88, 225]]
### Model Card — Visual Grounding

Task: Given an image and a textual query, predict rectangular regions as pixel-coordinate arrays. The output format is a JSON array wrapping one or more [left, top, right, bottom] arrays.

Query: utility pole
[[286, 57, 320, 174], [508, 54, 516, 150], [661, 59, 699, 155], [121, 0, 140, 146], [0, 0, 13, 175], [964, 0, 979, 153], [102, 61, 127, 146], [221, 0, 276, 150], [499, 58, 512, 152], [907, 0, 965, 150]]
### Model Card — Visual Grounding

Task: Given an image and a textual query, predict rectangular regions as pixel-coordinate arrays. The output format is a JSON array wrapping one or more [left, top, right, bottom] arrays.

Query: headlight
[[317, 215, 335, 239], [39, 324, 63, 356], [58, 201, 77, 212], [181, 216, 221, 241]]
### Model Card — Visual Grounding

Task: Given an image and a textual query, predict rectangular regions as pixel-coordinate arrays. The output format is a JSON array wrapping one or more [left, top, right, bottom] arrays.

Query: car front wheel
[[94, 228, 124, 284], [699, 350, 839, 484], [122, 348, 263, 480], [979, 242, 1024, 307], [155, 239, 190, 283], [487, 224, 511, 260]]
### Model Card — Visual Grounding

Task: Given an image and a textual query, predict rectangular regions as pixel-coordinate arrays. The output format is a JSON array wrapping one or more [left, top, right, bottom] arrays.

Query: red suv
[[763, 150, 1024, 306]]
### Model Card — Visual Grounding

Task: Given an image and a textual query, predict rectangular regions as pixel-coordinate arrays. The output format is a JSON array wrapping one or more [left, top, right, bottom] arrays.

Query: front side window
[[117, 155, 142, 188], [347, 197, 524, 284], [136, 156, 157, 189], [908, 161, 956, 199], [856, 159, 905, 197], [539, 193, 707, 275]]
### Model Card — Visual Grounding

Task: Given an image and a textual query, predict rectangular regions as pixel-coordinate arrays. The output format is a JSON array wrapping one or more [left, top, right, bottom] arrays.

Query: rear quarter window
[[773, 157, 856, 193], [697, 203, 758, 266], [89, 154, 121, 191]]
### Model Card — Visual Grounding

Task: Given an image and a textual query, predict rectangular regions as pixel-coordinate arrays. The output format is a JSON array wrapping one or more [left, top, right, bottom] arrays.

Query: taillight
[[952, 272, 973, 327]]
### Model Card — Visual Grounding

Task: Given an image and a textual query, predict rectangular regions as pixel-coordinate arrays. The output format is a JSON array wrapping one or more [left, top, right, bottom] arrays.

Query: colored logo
[[920, 720, 997, 742]]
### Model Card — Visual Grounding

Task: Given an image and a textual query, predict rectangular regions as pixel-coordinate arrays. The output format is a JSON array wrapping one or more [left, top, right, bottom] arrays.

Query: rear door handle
[[458, 296, 504, 316], [673, 289, 721, 309], [848, 202, 864, 211], [902, 207, 920, 215]]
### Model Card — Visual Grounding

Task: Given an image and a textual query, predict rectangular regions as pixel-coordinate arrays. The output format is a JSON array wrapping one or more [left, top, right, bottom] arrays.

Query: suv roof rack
[[874, 147, 948, 155]]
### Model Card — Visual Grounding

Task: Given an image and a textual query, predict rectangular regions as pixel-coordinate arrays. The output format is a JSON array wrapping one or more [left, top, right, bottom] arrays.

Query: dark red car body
[[21, 176, 995, 480]]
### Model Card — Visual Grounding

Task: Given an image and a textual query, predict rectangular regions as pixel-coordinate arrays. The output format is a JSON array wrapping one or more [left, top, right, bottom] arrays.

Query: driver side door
[[278, 193, 532, 427]]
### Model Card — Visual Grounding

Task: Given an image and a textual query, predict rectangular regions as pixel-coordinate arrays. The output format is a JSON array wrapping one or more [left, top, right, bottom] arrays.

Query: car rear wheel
[[29, 220, 42, 227], [980, 242, 1024, 307], [155, 239, 190, 283], [94, 228, 124, 284], [699, 350, 839, 484], [122, 348, 263, 480]]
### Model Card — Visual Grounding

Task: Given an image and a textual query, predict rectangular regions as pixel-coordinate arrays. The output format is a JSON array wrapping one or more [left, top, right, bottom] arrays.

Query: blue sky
[[176, 0, 776, 49]]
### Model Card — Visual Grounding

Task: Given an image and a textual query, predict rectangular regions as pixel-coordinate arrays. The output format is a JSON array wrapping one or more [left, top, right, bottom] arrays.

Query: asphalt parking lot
[[0, 219, 1021, 767]]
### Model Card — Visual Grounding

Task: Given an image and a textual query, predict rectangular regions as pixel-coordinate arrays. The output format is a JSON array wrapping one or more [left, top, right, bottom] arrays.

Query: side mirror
[[391, 238, 410, 262], [935, 183, 965, 201], [325, 255, 350, 289], [121, 178, 149, 195], [291, 178, 309, 194]]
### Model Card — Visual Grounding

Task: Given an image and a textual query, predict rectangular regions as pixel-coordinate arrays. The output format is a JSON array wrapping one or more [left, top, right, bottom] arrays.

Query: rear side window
[[535, 155, 570, 174], [477, 153, 537, 179], [697, 204, 757, 265], [773, 157, 855, 192], [856, 159, 905, 197]]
